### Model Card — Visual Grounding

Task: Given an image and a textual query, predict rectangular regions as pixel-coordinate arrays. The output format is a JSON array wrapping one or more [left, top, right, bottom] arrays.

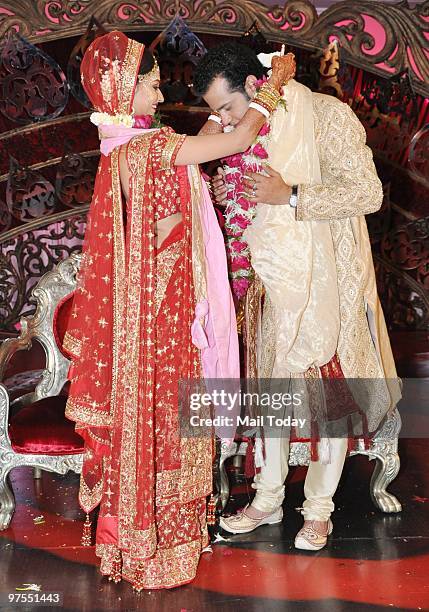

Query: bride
[[64, 30, 293, 590]]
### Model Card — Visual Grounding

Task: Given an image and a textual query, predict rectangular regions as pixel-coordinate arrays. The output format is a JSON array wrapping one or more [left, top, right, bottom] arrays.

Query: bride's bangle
[[252, 82, 281, 114]]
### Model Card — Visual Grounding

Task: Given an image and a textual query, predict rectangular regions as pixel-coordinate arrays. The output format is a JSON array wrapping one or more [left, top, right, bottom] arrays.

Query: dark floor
[[1, 439, 428, 611]]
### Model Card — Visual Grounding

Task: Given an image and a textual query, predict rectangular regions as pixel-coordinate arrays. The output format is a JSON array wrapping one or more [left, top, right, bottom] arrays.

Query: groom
[[193, 42, 401, 550]]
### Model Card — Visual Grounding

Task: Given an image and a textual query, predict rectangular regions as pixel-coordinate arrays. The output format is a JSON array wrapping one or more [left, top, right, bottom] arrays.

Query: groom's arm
[[296, 98, 383, 221], [198, 113, 224, 136]]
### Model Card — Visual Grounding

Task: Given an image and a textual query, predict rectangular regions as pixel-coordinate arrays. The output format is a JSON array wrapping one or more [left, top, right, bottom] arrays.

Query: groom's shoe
[[220, 504, 283, 534], [294, 519, 333, 550]]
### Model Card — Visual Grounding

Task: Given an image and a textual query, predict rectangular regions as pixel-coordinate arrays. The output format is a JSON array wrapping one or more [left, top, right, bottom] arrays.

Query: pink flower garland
[[222, 87, 271, 300], [133, 114, 154, 128], [133, 113, 163, 128]]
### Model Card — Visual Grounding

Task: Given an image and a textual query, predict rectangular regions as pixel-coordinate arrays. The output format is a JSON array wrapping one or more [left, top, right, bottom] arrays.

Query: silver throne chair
[[0, 254, 84, 530]]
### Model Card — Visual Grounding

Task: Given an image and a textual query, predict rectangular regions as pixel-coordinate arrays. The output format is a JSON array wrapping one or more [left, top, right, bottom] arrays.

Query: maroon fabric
[[53, 293, 74, 359], [9, 395, 84, 455]]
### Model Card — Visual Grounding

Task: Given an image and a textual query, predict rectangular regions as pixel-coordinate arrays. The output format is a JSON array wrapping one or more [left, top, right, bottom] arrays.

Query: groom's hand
[[243, 165, 292, 205], [212, 167, 228, 205]]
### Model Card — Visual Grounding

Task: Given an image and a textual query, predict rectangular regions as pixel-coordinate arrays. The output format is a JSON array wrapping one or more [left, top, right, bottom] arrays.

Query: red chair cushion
[[9, 395, 84, 455], [53, 293, 74, 359]]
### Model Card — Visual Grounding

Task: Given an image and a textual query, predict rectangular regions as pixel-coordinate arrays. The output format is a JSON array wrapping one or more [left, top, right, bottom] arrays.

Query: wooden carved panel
[[0, 215, 86, 332], [0, 0, 427, 97]]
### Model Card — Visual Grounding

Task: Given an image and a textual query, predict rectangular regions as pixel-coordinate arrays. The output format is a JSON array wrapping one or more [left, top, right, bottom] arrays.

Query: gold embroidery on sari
[[116, 134, 158, 556], [87, 429, 111, 447], [79, 472, 104, 513], [155, 239, 184, 316], [120, 522, 157, 560], [110, 148, 125, 421], [189, 166, 207, 304], [65, 397, 112, 427], [118, 39, 144, 115], [160, 133, 186, 170], [63, 332, 81, 358], [97, 538, 209, 589], [156, 438, 212, 507]]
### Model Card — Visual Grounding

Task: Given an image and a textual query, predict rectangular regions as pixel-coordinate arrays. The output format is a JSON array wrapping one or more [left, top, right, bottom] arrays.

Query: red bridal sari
[[64, 32, 218, 589]]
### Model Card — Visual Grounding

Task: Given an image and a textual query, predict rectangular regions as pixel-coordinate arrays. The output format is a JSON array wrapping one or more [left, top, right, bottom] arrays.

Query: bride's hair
[[139, 48, 156, 76]]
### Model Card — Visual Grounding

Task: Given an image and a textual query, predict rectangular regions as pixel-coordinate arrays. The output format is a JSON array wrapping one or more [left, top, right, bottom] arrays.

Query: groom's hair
[[193, 42, 266, 96]]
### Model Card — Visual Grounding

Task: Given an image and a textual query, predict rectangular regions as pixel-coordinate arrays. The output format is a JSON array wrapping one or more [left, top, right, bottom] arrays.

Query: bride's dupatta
[[64, 31, 239, 589], [64, 31, 145, 518]]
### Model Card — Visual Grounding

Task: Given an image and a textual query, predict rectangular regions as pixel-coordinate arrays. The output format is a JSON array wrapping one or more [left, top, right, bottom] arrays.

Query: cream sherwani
[[244, 92, 401, 519]]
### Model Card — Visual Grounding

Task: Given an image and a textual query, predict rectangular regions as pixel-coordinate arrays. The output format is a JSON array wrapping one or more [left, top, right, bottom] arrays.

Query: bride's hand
[[269, 53, 296, 91]]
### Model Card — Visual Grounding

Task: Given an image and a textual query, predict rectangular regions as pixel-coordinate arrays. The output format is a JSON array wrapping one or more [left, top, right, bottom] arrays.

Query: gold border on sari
[[118, 38, 145, 116], [63, 331, 82, 358], [155, 239, 184, 316]]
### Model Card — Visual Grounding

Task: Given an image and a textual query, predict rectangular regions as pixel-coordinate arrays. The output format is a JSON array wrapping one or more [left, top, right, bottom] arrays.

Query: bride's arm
[[174, 53, 296, 166], [174, 107, 271, 165]]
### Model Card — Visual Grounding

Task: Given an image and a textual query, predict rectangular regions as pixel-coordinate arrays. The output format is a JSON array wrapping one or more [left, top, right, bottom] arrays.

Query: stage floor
[[1, 439, 428, 611]]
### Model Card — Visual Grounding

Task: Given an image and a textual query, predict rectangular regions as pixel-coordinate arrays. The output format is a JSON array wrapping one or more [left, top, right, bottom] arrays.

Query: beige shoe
[[219, 505, 283, 534], [294, 519, 333, 550]]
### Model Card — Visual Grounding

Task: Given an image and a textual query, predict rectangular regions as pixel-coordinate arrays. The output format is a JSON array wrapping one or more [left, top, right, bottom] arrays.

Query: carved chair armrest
[[0, 254, 81, 404], [0, 383, 13, 455], [0, 319, 33, 382]]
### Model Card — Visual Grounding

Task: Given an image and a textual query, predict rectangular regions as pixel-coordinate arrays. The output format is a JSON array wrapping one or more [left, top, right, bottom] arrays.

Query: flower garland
[[222, 79, 271, 301], [90, 111, 134, 128], [90, 111, 163, 129], [134, 111, 163, 129]]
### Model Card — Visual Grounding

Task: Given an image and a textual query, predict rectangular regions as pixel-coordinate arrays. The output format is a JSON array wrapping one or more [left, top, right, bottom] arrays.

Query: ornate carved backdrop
[[1, 0, 428, 96], [0, 0, 428, 335]]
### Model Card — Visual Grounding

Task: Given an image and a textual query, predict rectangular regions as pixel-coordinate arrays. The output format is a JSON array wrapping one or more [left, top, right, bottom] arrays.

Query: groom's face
[[203, 75, 258, 128]]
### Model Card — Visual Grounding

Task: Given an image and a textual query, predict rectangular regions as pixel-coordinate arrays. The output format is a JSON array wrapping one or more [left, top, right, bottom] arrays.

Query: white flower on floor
[[15, 584, 41, 592]]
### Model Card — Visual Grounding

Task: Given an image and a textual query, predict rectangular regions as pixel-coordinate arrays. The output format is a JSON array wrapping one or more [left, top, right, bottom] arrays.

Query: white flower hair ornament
[[90, 112, 134, 128], [257, 45, 286, 77]]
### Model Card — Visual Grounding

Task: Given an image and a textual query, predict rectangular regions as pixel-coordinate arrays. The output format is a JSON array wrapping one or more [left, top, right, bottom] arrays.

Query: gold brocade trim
[[65, 396, 112, 427], [160, 133, 186, 170], [97, 538, 208, 590], [118, 38, 144, 116], [155, 438, 212, 507], [120, 522, 157, 560], [117, 133, 155, 554], [188, 166, 208, 305], [87, 428, 111, 447], [155, 239, 184, 316], [303, 361, 327, 423], [79, 473, 104, 513], [110, 147, 125, 422], [304, 363, 320, 380], [259, 292, 276, 379], [63, 331, 81, 358], [244, 275, 264, 379], [96, 543, 118, 577]]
